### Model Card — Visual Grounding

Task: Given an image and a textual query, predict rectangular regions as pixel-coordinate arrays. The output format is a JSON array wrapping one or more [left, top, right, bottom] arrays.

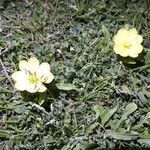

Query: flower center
[[123, 41, 131, 49], [28, 74, 39, 84]]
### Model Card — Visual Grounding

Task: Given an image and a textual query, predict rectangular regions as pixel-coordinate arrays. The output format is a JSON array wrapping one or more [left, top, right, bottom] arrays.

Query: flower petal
[[12, 71, 29, 91], [129, 28, 137, 36], [12, 71, 25, 82], [136, 35, 143, 44], [19, 60, 28, 71], [113, 29, 129, 44], [26, 82, 41, 93], [37, 62, 54, 83], [28, 57, 39, 72], [129, 29, 143, 44], [129, 45, 143, 58], [118, 28, 129, 36], [14, 82, 26, 91], [39, 62, 50, 75], [114, 44, 130, 57], [129, 51, 138, 58], [38, 84, 47, 92], [44, 72, 54, 84], [136, 44, 143, 53]]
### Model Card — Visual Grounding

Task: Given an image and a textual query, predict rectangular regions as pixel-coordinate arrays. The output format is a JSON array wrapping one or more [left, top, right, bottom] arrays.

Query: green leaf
[[77, 142, 99, 150], [134, 112, 150, 129], [137, 139, 150, 146], [80, 143, 99, 150], [105, 130, 140, 141], [0, 130, 11, 139], [108, 119, 119, 129], [144, 51, 150, 64], [14, 105, 28, 114], [85, 122, 99, 134], [1, 120, 20, 125], [115, 102, 138, 130], [137, 91, 149, 105], [64, 113, 71, 124], [38, 93, 47, 105], [101, 106, 118, 126], [56, 83, 78, 91], [93, 105, 118, 126], [93, 105, 106, 119], [101, 25, 111, 49]]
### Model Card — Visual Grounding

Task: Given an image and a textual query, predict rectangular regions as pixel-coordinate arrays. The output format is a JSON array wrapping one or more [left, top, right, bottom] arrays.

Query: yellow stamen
[[28, 74, 39, 84], [124, 41, 131, 49]]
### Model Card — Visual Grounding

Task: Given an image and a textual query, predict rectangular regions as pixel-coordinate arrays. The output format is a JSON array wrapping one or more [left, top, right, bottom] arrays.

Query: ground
[[0, 0, 150, 149]]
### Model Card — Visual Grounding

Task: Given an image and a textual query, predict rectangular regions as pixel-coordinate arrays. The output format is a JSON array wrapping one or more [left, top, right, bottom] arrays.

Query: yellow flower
[[12, 57, 54, 93], [113, 28, 143, 58]]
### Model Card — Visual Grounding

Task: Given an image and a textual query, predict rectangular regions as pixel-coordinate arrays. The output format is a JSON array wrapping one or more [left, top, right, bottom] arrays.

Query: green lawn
[[0, 0, 150, 149]]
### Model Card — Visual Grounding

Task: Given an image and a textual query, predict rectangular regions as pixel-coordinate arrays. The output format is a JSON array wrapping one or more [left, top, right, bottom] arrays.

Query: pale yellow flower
[[113, 28, 143, 58], [12, 57, 54, 93]]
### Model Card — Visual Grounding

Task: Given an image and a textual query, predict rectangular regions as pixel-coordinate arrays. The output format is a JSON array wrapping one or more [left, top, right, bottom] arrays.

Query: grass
[[0, 0, 150, 149]]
